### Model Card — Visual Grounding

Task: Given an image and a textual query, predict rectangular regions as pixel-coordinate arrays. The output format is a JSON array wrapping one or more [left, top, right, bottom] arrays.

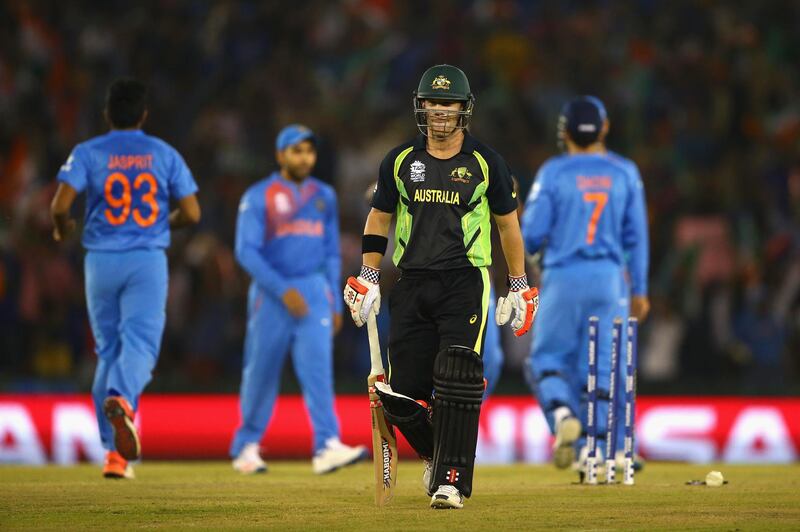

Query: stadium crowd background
[[1, 1, 798, 395]]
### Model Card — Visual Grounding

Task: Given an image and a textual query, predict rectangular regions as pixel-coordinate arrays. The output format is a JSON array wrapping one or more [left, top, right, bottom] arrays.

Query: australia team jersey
[[57, 129, 198, 251], [521, 151, 649, 295], [372, 133, 517, 270]]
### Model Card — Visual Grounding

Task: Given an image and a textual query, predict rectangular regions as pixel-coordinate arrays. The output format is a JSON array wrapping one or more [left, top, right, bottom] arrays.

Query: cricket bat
[[366, 312, 398, 506]]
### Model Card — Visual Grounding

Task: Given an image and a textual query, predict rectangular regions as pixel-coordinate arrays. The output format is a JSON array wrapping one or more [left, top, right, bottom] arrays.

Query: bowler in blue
[[51, 78, 201, 479], [229, 125, 366, 474], [521, 96, 649, 473]]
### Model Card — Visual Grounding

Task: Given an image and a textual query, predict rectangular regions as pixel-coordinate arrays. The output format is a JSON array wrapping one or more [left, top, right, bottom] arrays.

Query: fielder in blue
[[521, 96, 649, 474], [51, 79, 201, 479], [229, 125, 366, 474]]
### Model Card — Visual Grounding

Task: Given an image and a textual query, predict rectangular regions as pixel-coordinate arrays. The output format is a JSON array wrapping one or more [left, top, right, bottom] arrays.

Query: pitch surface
[[2, 462, 798, 530]]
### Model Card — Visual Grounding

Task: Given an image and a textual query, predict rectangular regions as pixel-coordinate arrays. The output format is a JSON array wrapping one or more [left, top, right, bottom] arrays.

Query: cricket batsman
[[50, 79, 201, 479], [344, 65, 538, 509], [521, 96, 649, 473], [229, 125, 366, 475]]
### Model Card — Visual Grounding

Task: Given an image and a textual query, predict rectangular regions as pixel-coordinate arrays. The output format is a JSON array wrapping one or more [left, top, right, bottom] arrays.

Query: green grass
[[1, 462, 798, 530]]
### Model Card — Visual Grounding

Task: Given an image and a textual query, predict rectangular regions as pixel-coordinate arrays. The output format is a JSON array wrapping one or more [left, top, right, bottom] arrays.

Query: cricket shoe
[[312, 438, 368, 474], [575, 445, 605, 483], [552, 415, 581, 469], [232, 443, 267, 474], [422, 459, 433, 496], [103, 396, 140, 461], [103, 451, 135, 479], [430, 485, 464, 510]]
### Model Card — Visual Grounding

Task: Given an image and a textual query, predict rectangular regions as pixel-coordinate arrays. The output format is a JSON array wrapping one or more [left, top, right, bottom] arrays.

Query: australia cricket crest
[[431, 75, 451, 90], [450, 166, 472, 184]]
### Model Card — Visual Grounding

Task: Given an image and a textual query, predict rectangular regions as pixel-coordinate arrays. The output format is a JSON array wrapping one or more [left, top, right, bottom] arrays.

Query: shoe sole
[[104, 398, 141, 461], [233, 464, 268, 475], [553, 417, 581, 469], [430, 498, 463, 510], [314, 448, 368, 475]]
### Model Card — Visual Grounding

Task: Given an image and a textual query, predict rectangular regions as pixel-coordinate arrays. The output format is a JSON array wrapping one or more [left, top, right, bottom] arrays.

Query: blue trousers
[[525, 259, 627, 456], [85, 249, 168, 452], [483, 287, 503, 396], [230, 274, 340, 457]]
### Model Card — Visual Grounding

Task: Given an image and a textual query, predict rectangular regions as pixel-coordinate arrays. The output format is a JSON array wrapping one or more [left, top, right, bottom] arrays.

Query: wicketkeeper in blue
[[521, 96, 649, 473], [229, 125, 366, 474], [51, 79, 201, 479]]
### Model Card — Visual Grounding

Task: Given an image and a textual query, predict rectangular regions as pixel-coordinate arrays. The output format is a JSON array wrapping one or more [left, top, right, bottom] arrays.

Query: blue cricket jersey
[[57, 129, 198, 251], [235, 172, 343, 313], [522, 151, 649, 296]]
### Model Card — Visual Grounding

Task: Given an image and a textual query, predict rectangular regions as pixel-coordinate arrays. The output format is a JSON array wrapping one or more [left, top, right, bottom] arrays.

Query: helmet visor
[[414, 97, 473, 138]]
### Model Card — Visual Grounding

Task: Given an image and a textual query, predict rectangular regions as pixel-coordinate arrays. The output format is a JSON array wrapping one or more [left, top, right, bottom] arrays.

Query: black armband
[[362, 234, 388, 255]]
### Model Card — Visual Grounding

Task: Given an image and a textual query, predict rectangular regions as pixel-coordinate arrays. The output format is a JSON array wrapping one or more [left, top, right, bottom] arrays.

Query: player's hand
[[282, 288, 309, 318], [343, 265, 381, 327], [496, 274, 539, 337], [630, 295, 650, 322], [333, 312, 343, 335], [52, 219, 76, 242]]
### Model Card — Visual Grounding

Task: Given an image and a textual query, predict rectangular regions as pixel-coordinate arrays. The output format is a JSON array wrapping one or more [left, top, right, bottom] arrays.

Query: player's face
[[423, 100, 463, 139], [278, 140, 317, 181]]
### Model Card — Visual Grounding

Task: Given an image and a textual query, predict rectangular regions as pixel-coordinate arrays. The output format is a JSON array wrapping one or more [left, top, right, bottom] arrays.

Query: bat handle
[[366, 312, 385, 377]]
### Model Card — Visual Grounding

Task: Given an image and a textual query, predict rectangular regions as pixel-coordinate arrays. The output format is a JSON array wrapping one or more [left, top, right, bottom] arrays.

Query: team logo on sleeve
[[431, 75, 451, 90], [410, 160, 426, 182], [450, 167, 472, 184], [60, 153, 75, 172], [275, 192, 291, 214]]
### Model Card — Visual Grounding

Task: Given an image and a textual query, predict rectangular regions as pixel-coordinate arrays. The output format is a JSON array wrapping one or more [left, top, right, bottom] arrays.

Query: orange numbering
[[103, 172, 159, 227], [582, 192, 608, 245]]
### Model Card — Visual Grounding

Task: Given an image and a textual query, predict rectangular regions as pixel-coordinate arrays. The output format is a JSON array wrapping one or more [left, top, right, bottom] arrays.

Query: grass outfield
[[1, 462, 799, 530]]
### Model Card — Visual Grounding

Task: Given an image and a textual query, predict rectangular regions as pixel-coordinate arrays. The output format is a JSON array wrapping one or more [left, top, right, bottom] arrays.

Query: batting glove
[[343, 265, 381, 327], [496, 274, 539, 337]]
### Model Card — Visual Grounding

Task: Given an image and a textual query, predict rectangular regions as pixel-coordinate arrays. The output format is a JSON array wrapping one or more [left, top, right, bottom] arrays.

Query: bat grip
[[366, 312, 385, 377]]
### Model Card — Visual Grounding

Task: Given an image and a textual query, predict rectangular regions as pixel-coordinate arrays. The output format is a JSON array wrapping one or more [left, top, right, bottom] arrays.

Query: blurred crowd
[[1, 0, 799, 394]]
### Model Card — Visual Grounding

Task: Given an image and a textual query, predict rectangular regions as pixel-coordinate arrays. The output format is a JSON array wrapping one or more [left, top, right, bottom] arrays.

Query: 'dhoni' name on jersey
[[51, 78, 200, 480]]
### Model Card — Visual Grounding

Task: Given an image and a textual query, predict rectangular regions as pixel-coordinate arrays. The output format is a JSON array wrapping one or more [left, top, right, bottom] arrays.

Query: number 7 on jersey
[[583, 192, 608, 245]]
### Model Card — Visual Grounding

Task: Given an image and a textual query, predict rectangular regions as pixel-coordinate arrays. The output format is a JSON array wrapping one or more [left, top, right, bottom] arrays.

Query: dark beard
[[285, 168, 310, 182]]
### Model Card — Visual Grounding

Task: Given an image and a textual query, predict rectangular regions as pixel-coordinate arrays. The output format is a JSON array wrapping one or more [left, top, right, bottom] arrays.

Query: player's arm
[[52, 146, 90, 243], [494, 211, 525, 277], [169, 194, 201, 228], [50, 183, 78, 242], [487, 158, 539, 337], [343, 153, 397, 327], [362, 208, 392, 268], [235, 190, 307, 317], [168, 150, 201, 228], [324, 189, 344, 333], [622, 166, 650, 321], [520, 168, 554, 254], [343, 207, 392, 327]]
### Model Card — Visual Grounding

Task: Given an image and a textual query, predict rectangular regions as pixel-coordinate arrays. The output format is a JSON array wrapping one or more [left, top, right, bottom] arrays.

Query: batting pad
[[431, 346, 484, 498]]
